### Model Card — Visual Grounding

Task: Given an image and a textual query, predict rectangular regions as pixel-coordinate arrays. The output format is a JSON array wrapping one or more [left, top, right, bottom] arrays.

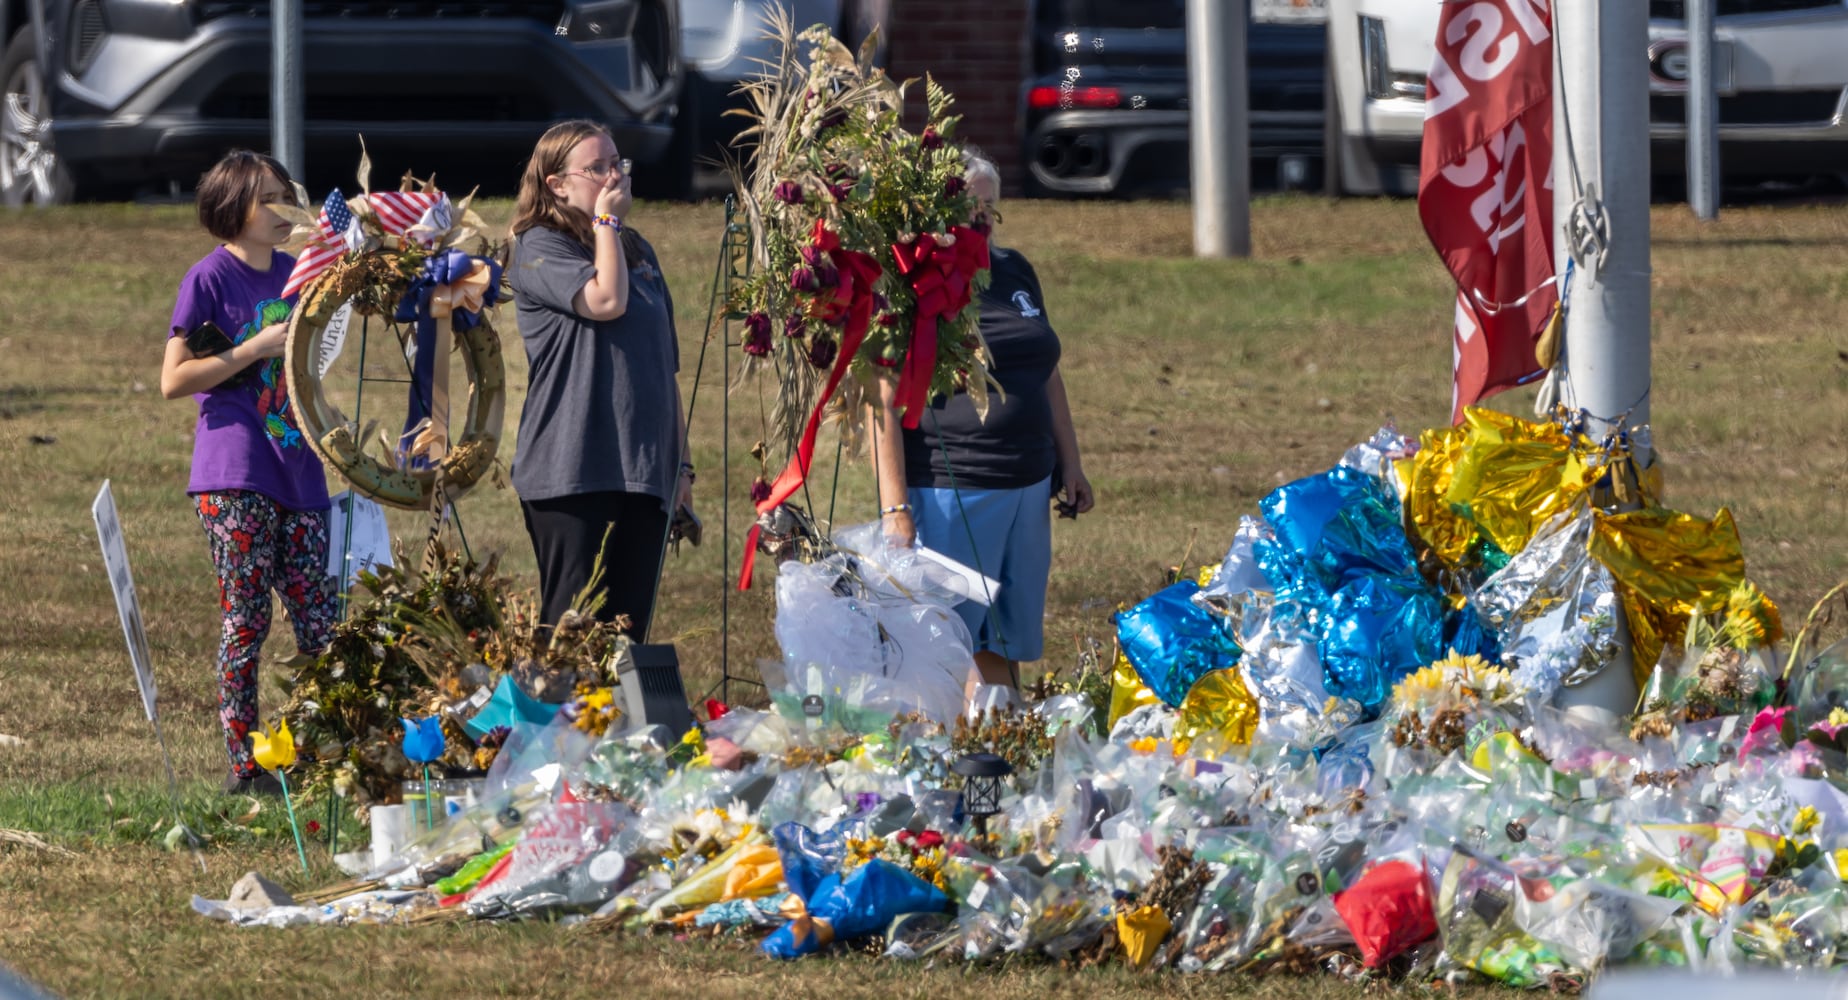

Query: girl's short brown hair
[[196, 150, 294, 241]]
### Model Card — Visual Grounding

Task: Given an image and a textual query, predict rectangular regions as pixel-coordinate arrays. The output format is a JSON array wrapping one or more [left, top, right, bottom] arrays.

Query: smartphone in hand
[[181, 320, 236, 359]]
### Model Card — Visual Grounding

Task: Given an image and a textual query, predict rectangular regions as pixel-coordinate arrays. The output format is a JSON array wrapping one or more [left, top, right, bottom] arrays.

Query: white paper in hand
[[913, 545, 1002, 607]]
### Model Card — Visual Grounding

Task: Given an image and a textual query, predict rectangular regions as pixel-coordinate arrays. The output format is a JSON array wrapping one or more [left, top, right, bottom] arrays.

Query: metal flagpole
[[1553, 0, 1652, 724], [1186, 0, 1250, 258], [271, 0, 304, 178], [1686, 0, 1720, 220]]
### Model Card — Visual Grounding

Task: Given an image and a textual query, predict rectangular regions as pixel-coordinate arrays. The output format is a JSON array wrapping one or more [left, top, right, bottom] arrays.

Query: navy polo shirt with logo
[[902, 246, 1062, 490]]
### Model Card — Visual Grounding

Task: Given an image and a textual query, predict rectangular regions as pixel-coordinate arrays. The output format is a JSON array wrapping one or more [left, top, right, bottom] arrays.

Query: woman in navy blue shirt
[[869, 154, 1094, 697]]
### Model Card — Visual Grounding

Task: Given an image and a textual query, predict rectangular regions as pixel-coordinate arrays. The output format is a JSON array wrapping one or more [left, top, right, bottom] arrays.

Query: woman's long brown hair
[[510, 119, 605, 248], [509, 119, 648, 260]]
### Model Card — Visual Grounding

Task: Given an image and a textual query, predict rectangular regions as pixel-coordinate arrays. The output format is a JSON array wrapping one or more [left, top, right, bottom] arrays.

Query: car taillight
[[1027, 85, 1123, 111]]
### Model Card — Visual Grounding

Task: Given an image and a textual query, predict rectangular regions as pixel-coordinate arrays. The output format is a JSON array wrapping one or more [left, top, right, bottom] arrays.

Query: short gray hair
[[961, 146, 1000, 192]]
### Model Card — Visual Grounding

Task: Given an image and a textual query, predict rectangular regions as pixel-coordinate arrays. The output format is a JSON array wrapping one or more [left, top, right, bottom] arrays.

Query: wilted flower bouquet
[[729, 16, 993, 574]]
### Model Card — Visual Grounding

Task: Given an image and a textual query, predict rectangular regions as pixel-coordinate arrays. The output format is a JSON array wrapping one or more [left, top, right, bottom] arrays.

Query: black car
[[0, 0, 680, 205], [1023, 0, 1326, 197]]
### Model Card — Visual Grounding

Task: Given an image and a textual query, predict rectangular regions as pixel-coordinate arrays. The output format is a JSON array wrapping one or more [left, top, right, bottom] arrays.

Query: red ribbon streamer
[[889, 226, 990, 429], [738, 222, 883, 590]]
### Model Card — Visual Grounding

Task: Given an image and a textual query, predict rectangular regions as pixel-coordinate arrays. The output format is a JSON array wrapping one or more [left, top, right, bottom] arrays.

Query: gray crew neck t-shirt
[[508, 226, 681, 506]]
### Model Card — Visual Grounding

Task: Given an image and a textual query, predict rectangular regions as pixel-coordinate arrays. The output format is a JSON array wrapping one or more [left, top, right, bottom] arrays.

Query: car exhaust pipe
[[1038, 135, 1074, 177], [1071, 134, 1104, 175]]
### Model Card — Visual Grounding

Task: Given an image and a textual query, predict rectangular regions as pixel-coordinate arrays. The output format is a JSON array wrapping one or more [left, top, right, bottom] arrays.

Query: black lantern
[[953, 751, 1014, 839]]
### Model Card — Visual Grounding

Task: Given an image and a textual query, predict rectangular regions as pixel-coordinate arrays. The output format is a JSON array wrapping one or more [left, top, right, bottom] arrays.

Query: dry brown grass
[[0, 193, 1844, 996]]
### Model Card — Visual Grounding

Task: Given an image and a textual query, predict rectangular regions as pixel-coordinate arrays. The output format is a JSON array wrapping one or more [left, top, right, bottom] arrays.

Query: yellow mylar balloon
[[1590, 505, 1752, 685], [1173, 668, 1259, 751], [1108, 650, 1159, 728], [1443, 408, 1598, 558], [251, 718, 297, 772]]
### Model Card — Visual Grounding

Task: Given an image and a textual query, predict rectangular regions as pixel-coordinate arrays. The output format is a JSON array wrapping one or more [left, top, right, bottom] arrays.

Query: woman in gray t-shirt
[[506, 120, 692, 637]]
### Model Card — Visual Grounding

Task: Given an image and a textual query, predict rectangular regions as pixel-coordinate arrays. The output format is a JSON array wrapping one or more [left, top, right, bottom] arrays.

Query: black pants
[[520, 491, 669, 639]]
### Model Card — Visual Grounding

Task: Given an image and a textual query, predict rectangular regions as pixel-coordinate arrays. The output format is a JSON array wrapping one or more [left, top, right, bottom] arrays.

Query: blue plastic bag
[[762, 859, 949, 959]]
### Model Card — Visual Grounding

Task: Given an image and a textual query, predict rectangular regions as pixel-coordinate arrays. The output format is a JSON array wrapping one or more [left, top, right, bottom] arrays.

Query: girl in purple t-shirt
[[160, 150, 336, 796]]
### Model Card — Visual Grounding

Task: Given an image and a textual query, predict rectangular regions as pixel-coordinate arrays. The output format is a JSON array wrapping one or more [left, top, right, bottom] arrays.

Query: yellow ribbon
[[777, 893, 834, 948], [430, 260, 491, 320]]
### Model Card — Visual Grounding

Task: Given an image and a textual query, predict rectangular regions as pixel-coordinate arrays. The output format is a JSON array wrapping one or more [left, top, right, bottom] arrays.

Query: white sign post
[[92, 481, 205, 865], [93, 481, 158, 722]]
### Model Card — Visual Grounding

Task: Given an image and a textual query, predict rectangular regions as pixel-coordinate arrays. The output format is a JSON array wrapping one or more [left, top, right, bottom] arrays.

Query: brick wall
[[884, 0, 1032, 194]]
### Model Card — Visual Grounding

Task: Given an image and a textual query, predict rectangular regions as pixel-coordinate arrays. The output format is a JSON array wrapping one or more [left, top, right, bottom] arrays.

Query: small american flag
[[281, 189, 443, 300]]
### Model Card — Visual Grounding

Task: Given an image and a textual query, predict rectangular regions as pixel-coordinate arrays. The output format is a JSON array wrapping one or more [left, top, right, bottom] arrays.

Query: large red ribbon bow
[[738, 221, 883, 589], [889, 225, 990, 429]]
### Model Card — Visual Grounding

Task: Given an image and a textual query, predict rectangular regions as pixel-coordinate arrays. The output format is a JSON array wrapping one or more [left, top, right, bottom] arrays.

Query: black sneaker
[[222, 772, 286, 796]]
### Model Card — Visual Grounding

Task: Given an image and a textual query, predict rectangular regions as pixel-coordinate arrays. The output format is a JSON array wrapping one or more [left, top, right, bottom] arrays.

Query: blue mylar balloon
[[1260, 466, 1374, 558], [400, 715, 446, 764], [1116, 580, 1243, 707]]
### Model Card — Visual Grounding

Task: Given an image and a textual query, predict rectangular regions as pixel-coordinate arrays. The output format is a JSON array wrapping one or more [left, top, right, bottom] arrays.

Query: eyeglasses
[[564, 158, 632, 181]]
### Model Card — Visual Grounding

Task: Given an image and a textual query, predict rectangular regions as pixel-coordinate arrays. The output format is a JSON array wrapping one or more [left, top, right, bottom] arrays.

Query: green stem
[[278, 772, 309, 875], [423, 766, 434, 830]]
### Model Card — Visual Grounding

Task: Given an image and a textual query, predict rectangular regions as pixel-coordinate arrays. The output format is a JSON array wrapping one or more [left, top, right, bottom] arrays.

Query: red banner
[[1417, 0, 1557, 423]]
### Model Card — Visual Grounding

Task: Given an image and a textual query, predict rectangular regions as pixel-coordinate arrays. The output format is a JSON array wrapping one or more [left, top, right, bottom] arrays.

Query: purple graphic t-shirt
[[168, 247, 329, 511]]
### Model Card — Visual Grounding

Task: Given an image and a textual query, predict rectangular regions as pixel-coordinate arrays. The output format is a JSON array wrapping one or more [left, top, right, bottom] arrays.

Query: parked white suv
[[1324, 0, 1848, 195]]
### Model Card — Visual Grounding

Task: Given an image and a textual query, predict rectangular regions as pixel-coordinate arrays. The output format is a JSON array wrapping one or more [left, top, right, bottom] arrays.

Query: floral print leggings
[[195, 491, 338, 778]]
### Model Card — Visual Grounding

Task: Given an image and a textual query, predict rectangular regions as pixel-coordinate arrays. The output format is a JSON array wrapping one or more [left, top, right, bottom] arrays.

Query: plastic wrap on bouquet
[[1627, 822, 1784, 916], [1720, 870, 1848, 970], [1515, 875, 1685, 971], [954, 860, 1106, 960], [761, 857, 949, 959], [772, 522, 977, 725], [464, 797, 633, 913], [1475, 508, 1622, 698], [1174, 837, 1278, 972], [1434, 849, 1572, 986], [470, 819, 643, 920], [771, 821, 847, 901], [1792, 637, 1848, 733], [1116, 581, 1242, 707], [1591, 506, 1753, 686]]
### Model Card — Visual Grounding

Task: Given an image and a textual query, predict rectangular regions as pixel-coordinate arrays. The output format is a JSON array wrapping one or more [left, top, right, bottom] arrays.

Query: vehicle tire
[[1, 28, 75, 207]]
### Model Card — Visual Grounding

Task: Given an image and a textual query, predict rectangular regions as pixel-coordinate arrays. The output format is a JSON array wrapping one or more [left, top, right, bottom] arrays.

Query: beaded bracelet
[[592, 214, 623, 231], [880, 503, 913, 516]]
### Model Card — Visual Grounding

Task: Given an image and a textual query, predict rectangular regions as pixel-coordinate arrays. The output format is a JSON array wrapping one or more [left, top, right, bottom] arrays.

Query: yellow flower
[[1392, 651, 1516, 712], [1829, 707, 1848, 728], [251, 719, 297, 772], [1795, 805, 1822, 836]]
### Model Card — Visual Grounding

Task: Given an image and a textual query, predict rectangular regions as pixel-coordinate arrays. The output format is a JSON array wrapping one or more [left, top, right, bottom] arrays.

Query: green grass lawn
[[1, 192, 1845, 997]]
